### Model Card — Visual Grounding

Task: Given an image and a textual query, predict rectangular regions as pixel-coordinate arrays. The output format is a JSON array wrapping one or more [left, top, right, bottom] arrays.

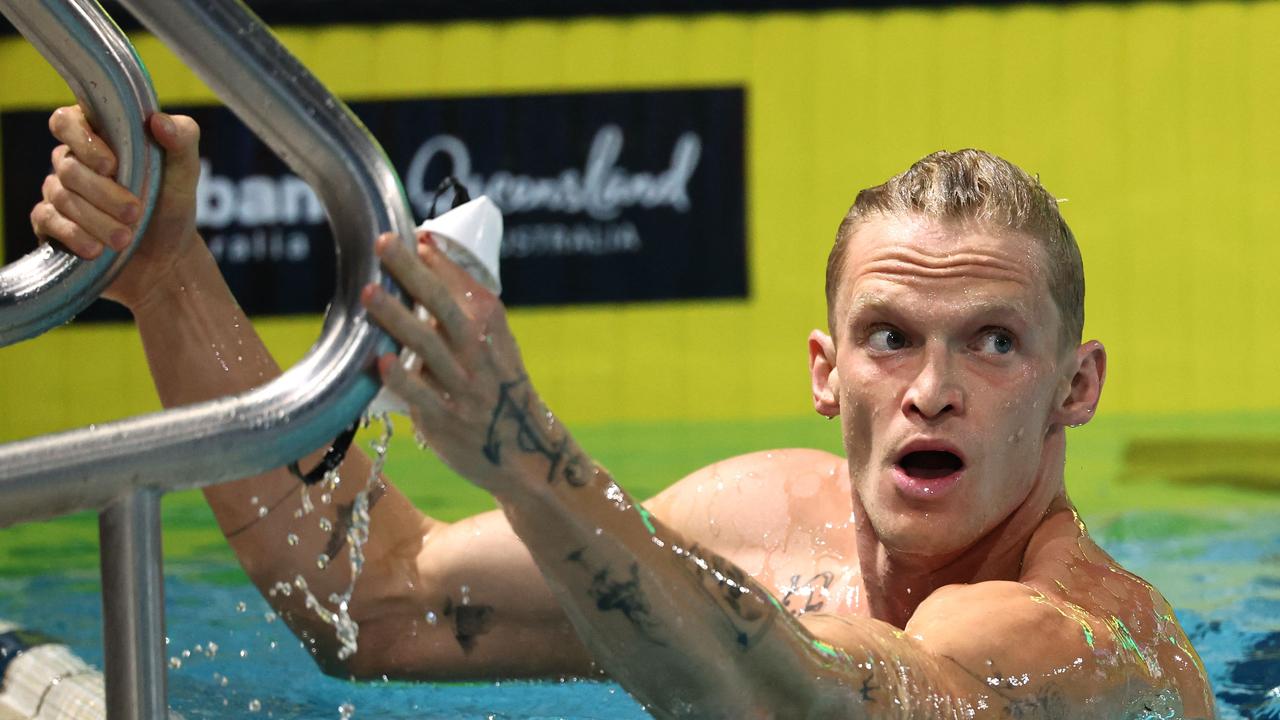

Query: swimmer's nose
[[902, 348, 964, 422]]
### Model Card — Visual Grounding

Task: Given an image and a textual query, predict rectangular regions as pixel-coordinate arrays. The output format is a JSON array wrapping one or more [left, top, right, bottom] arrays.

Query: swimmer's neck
[[856, 437, 1071, 628]]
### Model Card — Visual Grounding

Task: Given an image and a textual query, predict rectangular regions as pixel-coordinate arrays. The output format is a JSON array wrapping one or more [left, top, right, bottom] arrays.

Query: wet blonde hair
[[825, 149, 1084, 347]]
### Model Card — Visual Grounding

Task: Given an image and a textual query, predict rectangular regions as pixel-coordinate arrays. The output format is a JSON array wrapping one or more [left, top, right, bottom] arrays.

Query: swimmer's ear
[[809, 329, 840, 418], [1052, 340, 1106, 428]]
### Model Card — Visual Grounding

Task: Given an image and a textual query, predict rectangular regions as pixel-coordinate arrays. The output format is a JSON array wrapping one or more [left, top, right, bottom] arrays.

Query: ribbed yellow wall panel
[[2, 3, 1279, 442]]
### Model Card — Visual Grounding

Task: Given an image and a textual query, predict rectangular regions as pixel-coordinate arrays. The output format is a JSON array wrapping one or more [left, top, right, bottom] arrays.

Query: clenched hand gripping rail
[[0, 0, 417, 717]]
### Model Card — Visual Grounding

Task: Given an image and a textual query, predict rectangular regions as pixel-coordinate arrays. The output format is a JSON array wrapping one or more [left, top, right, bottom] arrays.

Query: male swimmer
[[32, 106, 1214, 719]]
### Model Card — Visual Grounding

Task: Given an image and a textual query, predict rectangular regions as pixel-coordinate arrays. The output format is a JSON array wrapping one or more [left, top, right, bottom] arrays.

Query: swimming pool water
[[1, 507, 1276, 719]]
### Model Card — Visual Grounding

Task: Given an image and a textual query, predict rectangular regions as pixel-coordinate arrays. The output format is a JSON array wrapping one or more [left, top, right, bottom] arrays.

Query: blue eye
[[978, 330, 1015, 355], [868, 328, 907, 352]]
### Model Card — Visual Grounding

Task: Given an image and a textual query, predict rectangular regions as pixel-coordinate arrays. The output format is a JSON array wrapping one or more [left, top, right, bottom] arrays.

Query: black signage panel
[[2, 87, 746, 320]]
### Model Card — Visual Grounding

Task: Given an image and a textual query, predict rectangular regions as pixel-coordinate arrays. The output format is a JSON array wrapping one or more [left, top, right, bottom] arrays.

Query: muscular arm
[[34, 106, 591, 680], [471, 408, 992, 717]]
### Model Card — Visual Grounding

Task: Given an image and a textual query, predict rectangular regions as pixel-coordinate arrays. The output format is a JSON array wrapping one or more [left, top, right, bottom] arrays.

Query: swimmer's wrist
[[125, 236, 221, 318]]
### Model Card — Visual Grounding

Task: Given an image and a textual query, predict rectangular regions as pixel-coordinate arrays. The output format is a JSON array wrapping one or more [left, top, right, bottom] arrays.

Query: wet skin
[[35, 105, 1216, 718], [810, 215, 1095, 623]]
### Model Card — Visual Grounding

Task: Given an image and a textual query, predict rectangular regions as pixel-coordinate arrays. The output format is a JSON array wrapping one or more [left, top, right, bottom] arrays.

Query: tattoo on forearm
[[322, 482, 387, 559], [441, 596, 495, 654], [566, 548, 667, 645], [781, 572, 835, 614], [483, 376, 591, 487], [679, 543, 779, 650]]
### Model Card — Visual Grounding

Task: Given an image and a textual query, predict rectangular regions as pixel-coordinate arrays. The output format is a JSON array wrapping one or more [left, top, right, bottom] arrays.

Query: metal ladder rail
[[0, 1, 418, 717], [0, 0, 162, 348]]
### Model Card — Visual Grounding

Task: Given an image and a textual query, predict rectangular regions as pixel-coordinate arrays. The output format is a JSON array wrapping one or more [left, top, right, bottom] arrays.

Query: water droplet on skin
[[317, 553, 330, 569], [258, 506, 269, 518], [319, 518, 333, 532], [320, 493, 332, 505], [250, 496, 260, 506], [425, 611, 438, 625], [287, 533, 299, 546]]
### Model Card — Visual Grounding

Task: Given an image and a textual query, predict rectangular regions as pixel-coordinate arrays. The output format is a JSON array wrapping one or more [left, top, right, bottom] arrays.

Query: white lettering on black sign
[[1, 87, 746, 317]]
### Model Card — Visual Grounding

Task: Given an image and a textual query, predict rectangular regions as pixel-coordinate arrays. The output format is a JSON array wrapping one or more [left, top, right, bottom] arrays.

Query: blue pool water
[[1, 508, 1276, 719]]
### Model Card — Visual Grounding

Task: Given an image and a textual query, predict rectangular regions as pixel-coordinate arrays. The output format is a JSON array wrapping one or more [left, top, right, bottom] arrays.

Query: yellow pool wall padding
[[2, 2, 1280, 443]]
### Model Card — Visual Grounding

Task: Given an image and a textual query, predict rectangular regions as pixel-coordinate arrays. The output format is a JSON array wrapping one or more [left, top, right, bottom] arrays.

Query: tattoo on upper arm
[[322, 482, 387, 559], [483, 376, 591, 487], [976, 667, 1068, 720], [1001, 686, 1068, 720], [781, 572, 835, 614], [858, 675, 879, 703], [441, 596, 495, 654], [566, 548, 667, 645], [678, 543, 779, 650]]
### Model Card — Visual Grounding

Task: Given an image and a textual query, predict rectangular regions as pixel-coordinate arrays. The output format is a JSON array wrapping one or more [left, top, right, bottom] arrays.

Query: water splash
[[290, 413, 393, 661]]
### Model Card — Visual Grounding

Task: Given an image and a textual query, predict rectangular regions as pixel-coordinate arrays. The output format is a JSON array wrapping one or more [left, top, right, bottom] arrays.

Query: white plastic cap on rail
[[366, 196, 504, 417]]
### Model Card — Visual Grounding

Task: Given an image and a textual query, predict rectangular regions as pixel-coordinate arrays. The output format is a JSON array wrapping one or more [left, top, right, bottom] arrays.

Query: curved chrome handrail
[[0, 0, 162, 348], [0, 0, 414, 526]]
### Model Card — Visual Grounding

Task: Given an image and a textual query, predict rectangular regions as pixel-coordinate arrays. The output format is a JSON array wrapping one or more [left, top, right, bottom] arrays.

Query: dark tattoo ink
[[781, 572, 835, 614], [975, 666, 1068, 720], [483, 376, 591, 487], [680, 543, 779, 649], [1002, 687, 1068, 720], [566, 548, 667, 645], [858, 674, 879, 703], [441, 596, 495, 654], [322, 482, 387, 559]]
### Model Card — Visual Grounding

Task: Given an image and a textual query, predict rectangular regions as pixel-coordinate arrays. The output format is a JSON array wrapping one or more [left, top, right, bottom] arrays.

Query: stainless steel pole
[[99, 490, 167, 720], [0, 0, 161, 348]]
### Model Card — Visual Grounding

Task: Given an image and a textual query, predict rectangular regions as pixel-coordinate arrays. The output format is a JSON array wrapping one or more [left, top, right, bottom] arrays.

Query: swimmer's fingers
[[362, 283, 469, 390], [378, 353, 448, 419], [374, 233, 472, 344], [414, 231, 480, 299], [414, 231, 507, 364], [30, 200, 109, 260], [48, 106, 118, 177], [41, 158, 134, 253], [51, 144, 142, 227]]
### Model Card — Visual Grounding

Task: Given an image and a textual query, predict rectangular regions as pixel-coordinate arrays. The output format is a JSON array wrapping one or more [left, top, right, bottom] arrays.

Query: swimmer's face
[[810, 214, 1101, 557]]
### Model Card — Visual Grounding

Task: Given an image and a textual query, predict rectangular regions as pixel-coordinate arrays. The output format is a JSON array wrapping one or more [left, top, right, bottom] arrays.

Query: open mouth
[[897, 450, 964, 480]]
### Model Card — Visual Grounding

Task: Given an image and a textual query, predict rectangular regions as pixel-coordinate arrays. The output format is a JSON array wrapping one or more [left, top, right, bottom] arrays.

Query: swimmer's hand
[[363, 232, 549, 496], [31, 105, 203, 312]]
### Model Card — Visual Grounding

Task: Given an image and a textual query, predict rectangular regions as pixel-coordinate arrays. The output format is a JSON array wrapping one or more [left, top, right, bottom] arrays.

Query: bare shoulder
[[643, 448, 849, 550], [905, 507, 1216, 718]]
